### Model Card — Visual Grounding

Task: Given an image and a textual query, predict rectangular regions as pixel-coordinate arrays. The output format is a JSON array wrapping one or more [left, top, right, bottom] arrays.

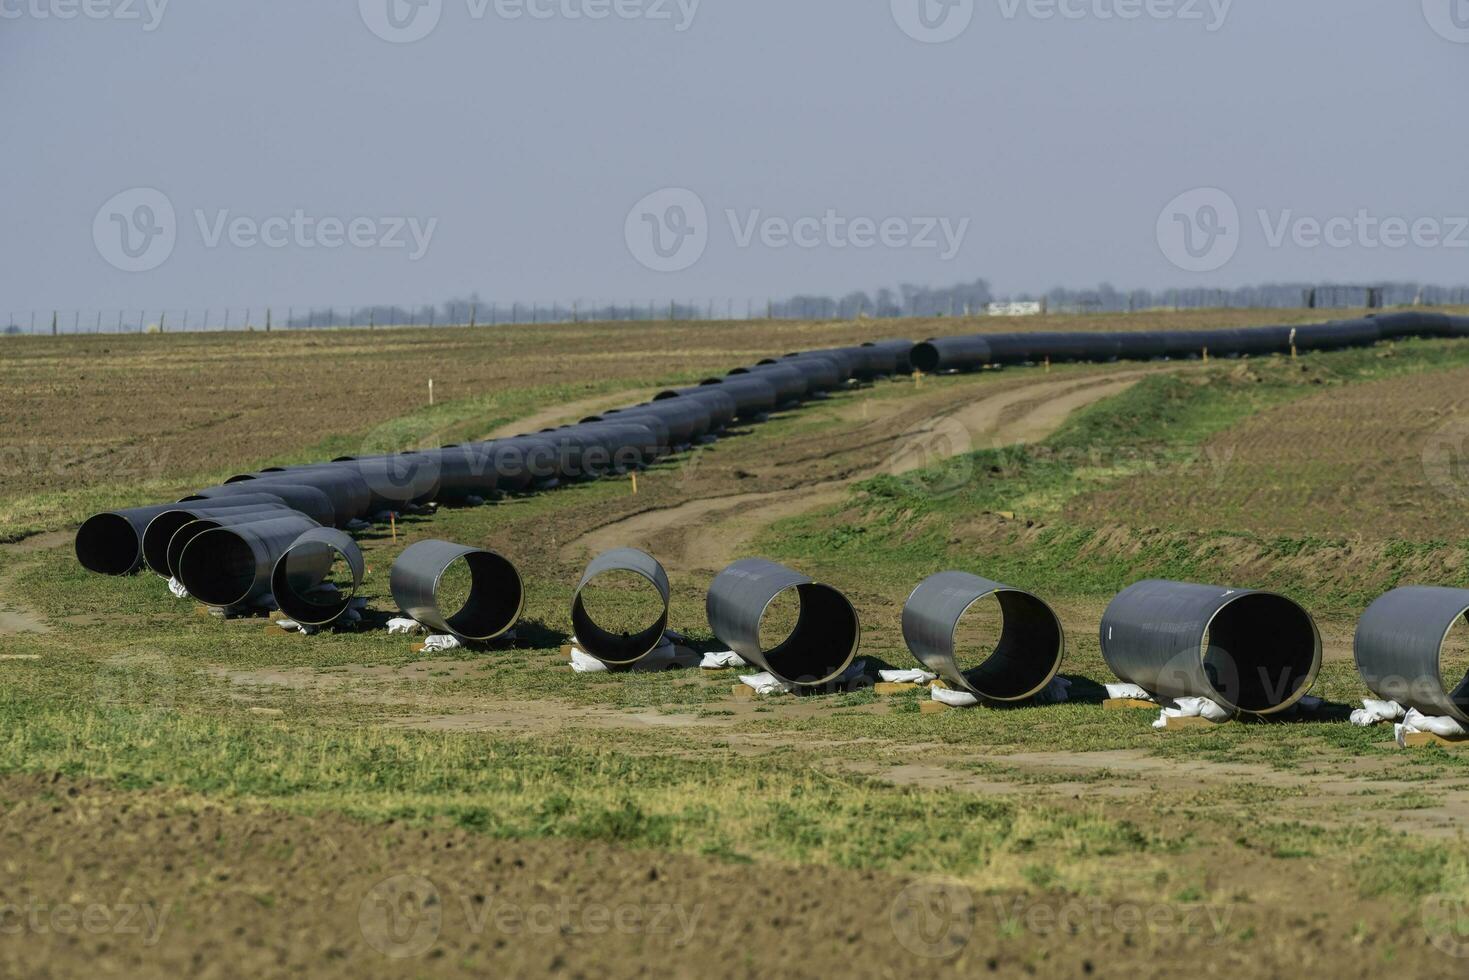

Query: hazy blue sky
[[3, 0, 1467, 319]]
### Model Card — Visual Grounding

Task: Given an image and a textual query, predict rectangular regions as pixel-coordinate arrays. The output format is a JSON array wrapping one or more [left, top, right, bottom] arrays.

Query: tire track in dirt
[[0, 530, 70, 635], [562, 372, 1149, 574]]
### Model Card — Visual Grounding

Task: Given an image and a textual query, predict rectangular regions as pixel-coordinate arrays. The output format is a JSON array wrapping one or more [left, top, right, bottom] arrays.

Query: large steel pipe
[[165, 507, 303, 582], [231, 464, 374, 521], [417, 445, 501, 502], [902, 571, 1064, 701], [785, 348, 858, 382], [389, 539, 524, 641], [698, 375, 778, 419], [570, 548, 671, 667], [766, 354, 841, 393], [140, 499, 293, 577], [184, 482, 336, 527], [651, 386, 738, 431], [910, 336, 991, 374], [727, 363, 809, 405], [329, 454, 441, 512], [176, 513, 322, 608], [862, 339, 916, 375], [1100, 580, 1321, 715], [1355, 587, 1469, 725], [706, 558, 860, 686], [270, 527, 365, 627]]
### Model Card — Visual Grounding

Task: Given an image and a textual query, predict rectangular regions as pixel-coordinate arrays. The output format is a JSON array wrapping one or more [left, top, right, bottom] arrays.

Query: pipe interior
[[178, 529, 256, 607], [75, 513, 141, 575], [167, 520, 222, 580], [909, 343, 941, 374], [1442, 611, 1469, 715], [953, 591, 1063, 701], [272, 541, 353, 625], [1203, 593, 1318, 712], [436, 552, 522, 640], [571, 569, 668, 664], [143, 511, 203, 576], [758, 583, 859, 684]]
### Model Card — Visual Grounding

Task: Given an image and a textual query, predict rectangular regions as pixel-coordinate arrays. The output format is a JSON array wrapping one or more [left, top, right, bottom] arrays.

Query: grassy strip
[[761, 340, 1469, 616]]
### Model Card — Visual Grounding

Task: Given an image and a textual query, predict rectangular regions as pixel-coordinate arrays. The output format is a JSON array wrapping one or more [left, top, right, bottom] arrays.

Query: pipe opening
[[757, 583, 860, 684], [1442, 612, 1469, 715], [75, 513, 141, 575], [178, 528, 256, 607], [1203, 593, 1319, 713], [272, 540, 355, 626], [953, 591, 1064, 701], [571, 569, 669, 665], [909, 343, 941, 374], [434, 552, 522, 641], [142, 511, 203, 577]]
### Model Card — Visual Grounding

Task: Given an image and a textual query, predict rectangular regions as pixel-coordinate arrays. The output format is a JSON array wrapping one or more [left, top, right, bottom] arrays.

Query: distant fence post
[[266, 308, 272, 332], [51, 311, 57, 336]]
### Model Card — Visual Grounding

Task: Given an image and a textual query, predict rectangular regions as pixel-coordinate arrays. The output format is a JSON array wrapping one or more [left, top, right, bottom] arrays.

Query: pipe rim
[[271, 538, 359, 626], [431, 550, 524, 641], [570, 564, 670, 666], [1198, 590, 1321, 715], [948, 587, 1065, 702], [75, 513, 142, 576], [755, 581, 861, 686]]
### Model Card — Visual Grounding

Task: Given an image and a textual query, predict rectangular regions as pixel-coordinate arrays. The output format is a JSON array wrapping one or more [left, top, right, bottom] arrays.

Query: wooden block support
[[730, 685, 754, 700], [263, 624, 292, 637], [1161, 714, 1224, 731], [1104, 698, 1159, 711], [411, 642, 428, 655], [874, 682, 920, 696], [919, 700, 952, 715], [1400, 731, 1469, 750]]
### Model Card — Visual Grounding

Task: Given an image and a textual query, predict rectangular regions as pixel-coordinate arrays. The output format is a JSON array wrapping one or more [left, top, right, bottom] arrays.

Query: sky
[[2, 0, 1467, 321]]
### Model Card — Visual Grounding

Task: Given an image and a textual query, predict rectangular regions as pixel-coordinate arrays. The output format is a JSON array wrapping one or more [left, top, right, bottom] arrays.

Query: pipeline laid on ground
[[570, 548, 671, 668], [1355, 587, 1469, 725], [706, 558, 861, 687], [1100, 580, 1322, 716], [72, 309, 1469, 641], [902, 571, 1065, 702], [389, 539, 524, 642]]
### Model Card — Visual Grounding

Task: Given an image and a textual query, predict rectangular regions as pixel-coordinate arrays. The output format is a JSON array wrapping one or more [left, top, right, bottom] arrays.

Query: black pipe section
[[1355, 586, 1469, 725], [140, 498, 293, 577], [727, 362, 809, 405], [270, 527, 366, 627], [176, 513, 322, 608], [184, 482, 336, 527], [697, 375, 778, 419], [165, 506, 304, 582], [765, 354, 841, 393], [861, 338, 916, 375], [570, 548, 671, 667], [901, 571, 1065, 701], [389, 539, 524, 641], [651, 386, 738, 431], [706, 558, 860, 686], [1100, 579, 1321, 715]]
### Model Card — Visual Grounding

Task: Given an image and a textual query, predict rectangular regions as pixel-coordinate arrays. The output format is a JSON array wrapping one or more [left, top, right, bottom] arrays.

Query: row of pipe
[[572, 551, 1467, 724], [75, 311, 1469, 642]]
